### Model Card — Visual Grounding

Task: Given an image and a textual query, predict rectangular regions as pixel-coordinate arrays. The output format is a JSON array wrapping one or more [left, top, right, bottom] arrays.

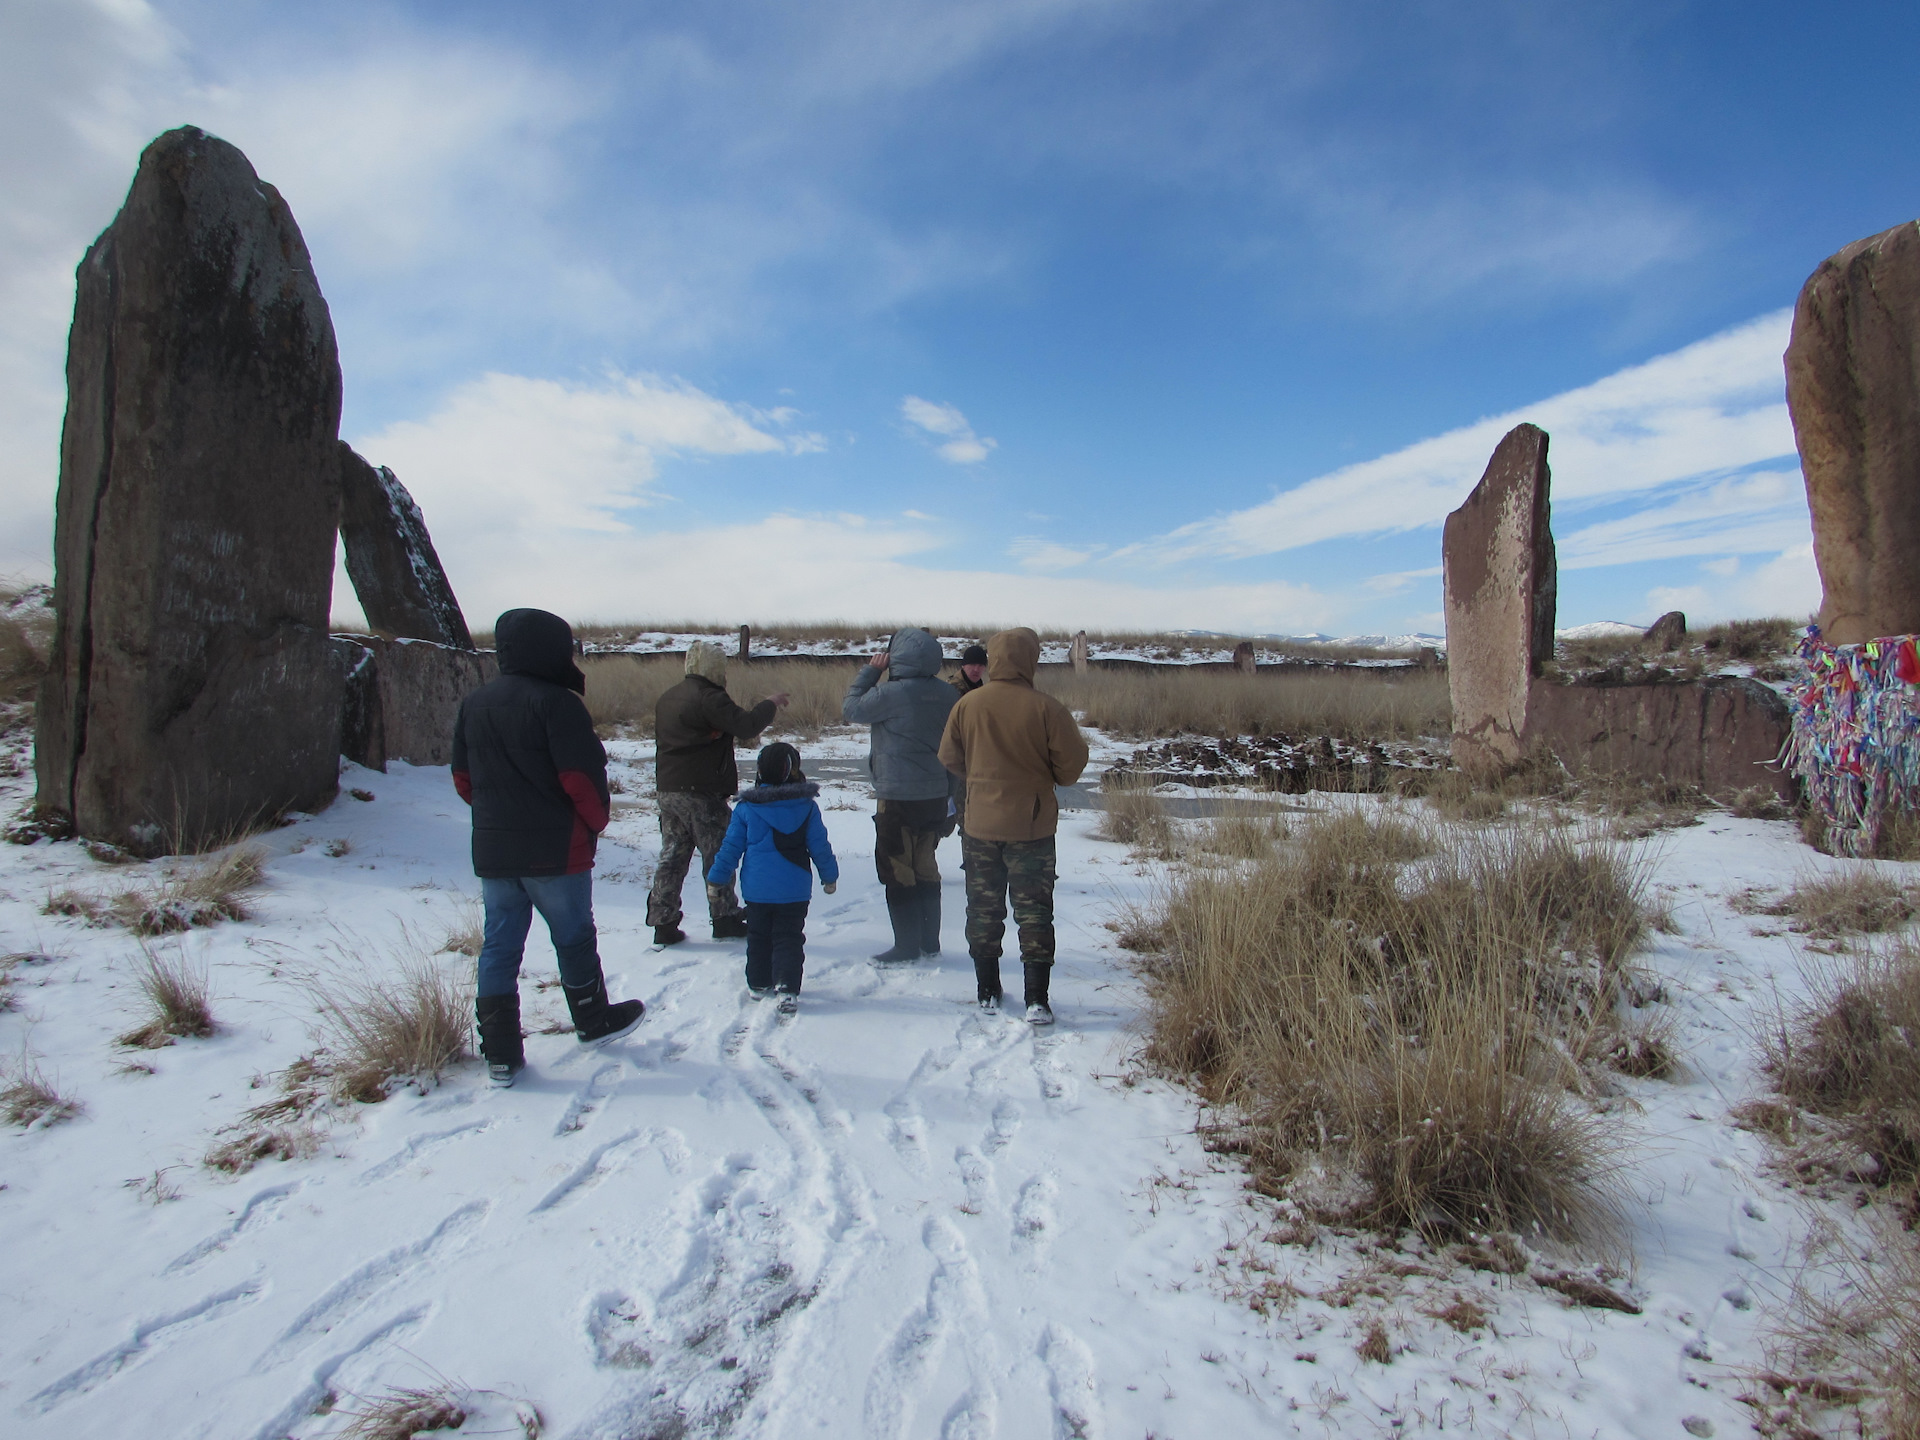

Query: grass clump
[[1095, 775, 1176, 856], [1194, 810, 1290, 860], [1743, 872, 1915, 940], [302, 947, 473, 1103], [42, 843, 266, 935], [1041, 666, 1450, 742], [1140, 811, 1648, 1245], [337, 1386, 469, 1439], [205, 1055, 332, 1174], [1760, 938, 1920, 1188], [582, 655, 850, 740], [2, 1054, 82, 1128], [117, 944, 216, 1047]]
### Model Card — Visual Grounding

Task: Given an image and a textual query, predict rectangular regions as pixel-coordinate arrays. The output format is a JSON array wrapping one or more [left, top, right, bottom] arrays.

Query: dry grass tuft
[[440, 901, 484, 958], [336, 1386, 469, 1439], [1041, 666, 1450, 742], [2, 1054, 82, 1128], [1743, 872, 1915, 940], [1728, 786, 1792, 821], [117, 944, 215, 1048], [204, 1055, 333, 1174], [1760, 938, 1920, 1187], [1355, 1320, 1393, 1363], [205, 1123, 322, 1174], [1095, 775, 1176, 856], [42, 844, 266, 935], [1139, 811, 1648, 1245], [1752, 1213, 1920, 1440], [301, 947, 473, 1103], [1195, 810, 1290, 861]]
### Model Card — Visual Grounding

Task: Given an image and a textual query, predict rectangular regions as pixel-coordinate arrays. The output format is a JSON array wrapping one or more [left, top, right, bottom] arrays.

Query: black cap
[[961, 644, 988, 667], [757, 742, 803, 785]]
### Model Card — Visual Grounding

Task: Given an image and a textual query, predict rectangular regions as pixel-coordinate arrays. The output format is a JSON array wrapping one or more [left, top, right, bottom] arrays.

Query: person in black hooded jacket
[[453, 609, 644, 1086]]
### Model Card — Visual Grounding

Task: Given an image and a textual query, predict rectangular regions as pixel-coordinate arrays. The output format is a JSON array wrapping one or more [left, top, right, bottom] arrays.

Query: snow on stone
[[0, 732, 1885, 1439]]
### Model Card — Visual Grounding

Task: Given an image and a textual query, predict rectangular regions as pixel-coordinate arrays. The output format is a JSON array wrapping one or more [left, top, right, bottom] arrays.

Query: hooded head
[[756, 741, 804, 786], [495, 609, 586, 694], [685, 639, 729, 684], [886, 626, 944, 680], [986, 627, 1040, 685]]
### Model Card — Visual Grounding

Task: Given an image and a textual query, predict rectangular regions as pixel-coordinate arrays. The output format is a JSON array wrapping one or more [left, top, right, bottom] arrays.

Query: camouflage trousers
[[647, 792, 742, 928], [961, 833, 1056, 965]]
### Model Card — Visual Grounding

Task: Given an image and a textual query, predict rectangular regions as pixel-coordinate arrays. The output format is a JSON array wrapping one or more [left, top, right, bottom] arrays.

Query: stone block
[[1525, 676, 1794, 800], [338, 444, 472, 647], [1442, 423, 1557, 777], [1643, 611, 1687, 652], [35, 127, 343, 853]]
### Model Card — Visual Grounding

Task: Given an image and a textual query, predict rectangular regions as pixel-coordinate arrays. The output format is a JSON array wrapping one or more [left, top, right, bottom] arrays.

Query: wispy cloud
[[1010, 537, 1099, 572], [901, 395, 997, 464], [1129, 310, 1798, 564]]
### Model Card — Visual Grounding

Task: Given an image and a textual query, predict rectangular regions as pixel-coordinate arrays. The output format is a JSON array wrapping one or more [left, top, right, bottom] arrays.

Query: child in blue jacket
[[707, 742, 839, 1011]]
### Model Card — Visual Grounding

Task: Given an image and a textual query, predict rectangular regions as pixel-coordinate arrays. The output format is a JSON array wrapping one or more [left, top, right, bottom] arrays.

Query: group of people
[[452, 614, 1088, 1088]]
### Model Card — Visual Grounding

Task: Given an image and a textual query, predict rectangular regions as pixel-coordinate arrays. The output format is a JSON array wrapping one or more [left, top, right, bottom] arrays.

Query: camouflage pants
[[961, 833, 1056, 965], [647, 792, 742, 928]]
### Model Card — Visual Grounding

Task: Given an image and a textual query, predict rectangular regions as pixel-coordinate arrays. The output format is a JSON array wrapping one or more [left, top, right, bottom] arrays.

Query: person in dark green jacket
[[647, 640, 788, 945]]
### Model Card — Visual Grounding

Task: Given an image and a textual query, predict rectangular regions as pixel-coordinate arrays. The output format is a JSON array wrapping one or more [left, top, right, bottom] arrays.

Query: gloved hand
[[822, 881, 837, 894]]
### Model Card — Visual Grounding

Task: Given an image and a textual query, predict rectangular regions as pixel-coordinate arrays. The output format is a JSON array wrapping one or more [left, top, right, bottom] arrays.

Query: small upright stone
[[36, 127, 344, 853], [338, 445, 472, 648], [1232, 640, 1256, 674], [1643, 610, 1687, 652], [738, 624, 751, 659], [1070, 631, 1090, 674], [1442, 423, 1557, 777], [1786, 220, 1920, 643]]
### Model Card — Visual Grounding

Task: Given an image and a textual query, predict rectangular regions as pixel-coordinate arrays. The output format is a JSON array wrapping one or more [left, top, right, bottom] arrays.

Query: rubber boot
[[871, 887, 922, 963], [563, 973, 646, 1045], [1023, 961, 1054, 1027], [711, 914, 749, 940], [653, 924, 687, 946], [476, 994, 525, 1087], [973, 954, 1003, 1012], [916, 881, 942, 957]]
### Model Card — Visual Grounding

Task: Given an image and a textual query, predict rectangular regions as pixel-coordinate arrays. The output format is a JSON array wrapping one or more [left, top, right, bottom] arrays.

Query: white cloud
[[1135, 310, 1798, 564], [1555, 469, 1809, 570], [1644, 544, 1820, 626], [1010, 538, 1099, 572], [901, 395, 997, 464], [353, 370, 806, 538]]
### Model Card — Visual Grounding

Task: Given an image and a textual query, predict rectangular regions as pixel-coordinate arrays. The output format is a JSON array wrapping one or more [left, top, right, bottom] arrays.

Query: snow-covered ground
[[0, 729, 1886, 1439]]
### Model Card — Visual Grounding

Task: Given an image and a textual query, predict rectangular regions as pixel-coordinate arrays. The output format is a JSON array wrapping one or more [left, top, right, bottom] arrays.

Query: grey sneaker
[[748, 986, 774, 1001], [488, 1060, 524, 1088], [1025, 1002, 1054, 1027], [776, 993, 798, 1016], [979, 993, 1001, 1014]]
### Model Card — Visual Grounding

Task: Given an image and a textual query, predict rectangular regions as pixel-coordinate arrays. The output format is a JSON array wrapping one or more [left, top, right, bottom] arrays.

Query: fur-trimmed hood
[[738, 780, 821, 805]]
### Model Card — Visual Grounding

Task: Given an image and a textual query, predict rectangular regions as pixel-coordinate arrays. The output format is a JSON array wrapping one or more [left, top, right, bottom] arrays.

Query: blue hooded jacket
[[706, 781, 840, 905]]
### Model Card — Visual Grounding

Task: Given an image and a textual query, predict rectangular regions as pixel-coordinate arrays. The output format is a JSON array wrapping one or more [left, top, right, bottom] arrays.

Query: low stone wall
[[1525, 675, 1795, 800], [333, 636, 496, 771]]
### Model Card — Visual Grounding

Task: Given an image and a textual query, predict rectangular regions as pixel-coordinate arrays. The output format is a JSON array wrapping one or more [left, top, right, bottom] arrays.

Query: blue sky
[[4, 0, 1917, 635]]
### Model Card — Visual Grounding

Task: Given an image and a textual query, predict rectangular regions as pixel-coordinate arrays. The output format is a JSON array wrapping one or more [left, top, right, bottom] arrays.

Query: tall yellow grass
[[582, 656, 853, 740], [1138, 810, 1647, 1243], [1039, 666, 1450, 741]]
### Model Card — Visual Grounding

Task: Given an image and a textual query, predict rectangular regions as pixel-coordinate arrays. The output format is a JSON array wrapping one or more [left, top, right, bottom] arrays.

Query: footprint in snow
[[27, 1279, 266, 1414], [163, 1182, 299, 1274], [554, 1061, 623, 1136]]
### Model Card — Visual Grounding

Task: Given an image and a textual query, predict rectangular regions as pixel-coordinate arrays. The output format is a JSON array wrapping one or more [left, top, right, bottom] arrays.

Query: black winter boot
[[653, 924, 687, 946], [916, 881, 942, 957], [973, 954, 1003, 1012], [711, 914, 749, 940], [563, 974, 646, 1045], [871, 888, 923, 963], [1023, 961, 1054, 1027], [476, 994, 525, 1087]]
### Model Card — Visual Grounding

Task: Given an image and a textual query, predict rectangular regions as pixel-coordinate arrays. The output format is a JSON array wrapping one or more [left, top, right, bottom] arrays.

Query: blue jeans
[[477, 872, 601, 998]]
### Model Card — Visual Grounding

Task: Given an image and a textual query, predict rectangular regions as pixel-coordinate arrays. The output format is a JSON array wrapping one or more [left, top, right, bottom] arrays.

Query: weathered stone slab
[[1232, 640, 1256, 674], [1525, 676, 1794, 800], [35, 127, 343, 854], [1786, 220, 1920, 644], [1442, 423, 1557, 777], [1643, 611, 1687, 651], [338, 445, 472, 648], [335, 637, 496, 770], [1070, 631, 1089, 674]]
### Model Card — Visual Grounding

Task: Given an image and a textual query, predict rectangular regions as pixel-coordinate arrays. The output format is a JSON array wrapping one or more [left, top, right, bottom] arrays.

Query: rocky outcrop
[[1525, 676, 1793, 800], [1643, 611, 1687, 652], [35, 127, 344, 854], [338, 445, 472, 648], [1786, 220, 1920, 644], [333, 637, 497, 771], [1443, 424, 1557, 777]]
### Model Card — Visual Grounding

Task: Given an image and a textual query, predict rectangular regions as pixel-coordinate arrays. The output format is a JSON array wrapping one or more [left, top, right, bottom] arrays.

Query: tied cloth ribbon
[[1784, 626, 1920, 856]]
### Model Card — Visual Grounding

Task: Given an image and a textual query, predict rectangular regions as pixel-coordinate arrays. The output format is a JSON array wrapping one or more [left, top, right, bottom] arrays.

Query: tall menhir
[[35, 127, 345, 854]]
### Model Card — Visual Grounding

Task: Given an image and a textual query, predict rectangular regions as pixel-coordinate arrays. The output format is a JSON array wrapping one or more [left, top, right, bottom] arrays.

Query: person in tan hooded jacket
[[937, 627, 1090, 1021]]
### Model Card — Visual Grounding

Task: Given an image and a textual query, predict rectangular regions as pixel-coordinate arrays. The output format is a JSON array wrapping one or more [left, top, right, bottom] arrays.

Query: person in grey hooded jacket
[[843, 626, 959, 961]]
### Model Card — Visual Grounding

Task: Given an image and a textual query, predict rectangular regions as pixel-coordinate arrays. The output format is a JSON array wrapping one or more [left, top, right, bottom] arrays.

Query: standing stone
[[1643, 610, 1688, 652], [338, 444, 472, 648], [1070, 631, 1089, 674], [738, 624, 751, 659], [1442, 423, 1557, 777], [35, 128, 344, 854], [1786, 220, 1920, 644], [1232, 640, 1256, 674]]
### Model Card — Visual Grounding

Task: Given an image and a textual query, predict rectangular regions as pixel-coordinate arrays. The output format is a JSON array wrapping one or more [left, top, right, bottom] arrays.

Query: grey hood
[[887, 626, 944, 680], [842, 625, 959, 801]]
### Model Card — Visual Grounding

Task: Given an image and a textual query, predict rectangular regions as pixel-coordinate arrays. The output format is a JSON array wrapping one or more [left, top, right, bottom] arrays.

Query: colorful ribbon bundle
[[1783, 625, 1920, 856]]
